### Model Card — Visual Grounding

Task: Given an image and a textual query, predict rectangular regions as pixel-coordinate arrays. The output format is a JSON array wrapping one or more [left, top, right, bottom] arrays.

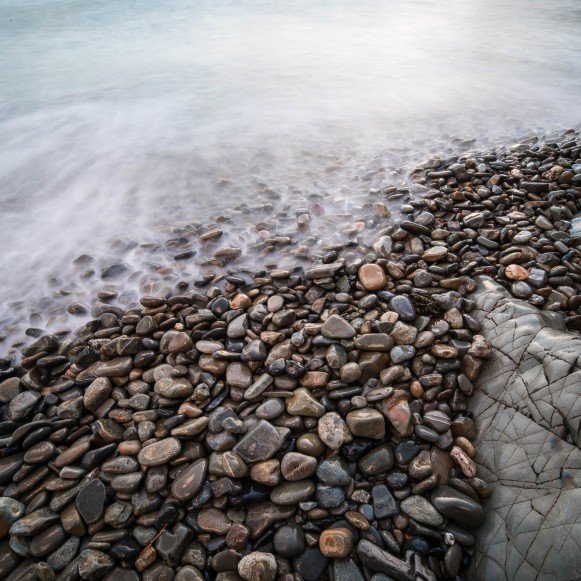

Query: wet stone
[[400, 495, 444, 526], [271, 480, 316, 505], [358, 444, 395, 476], [395, 440, 421, 465], [8, 391, 40, 421], [94, 357, 133, 377], [274, 524, 305, 558], [371, 484, 398, 519], [281, 452, 317, 481], [321, 315, 356, 339], [389, 296, 416, 322], [233, 420, 290, 463], [76, 478, 106, 524], [171, 458, 208, 502], [138, 438, 181, 467], [431, 485, 485, 528], [316, 457, 352, 486], [358, 264, 388, 291], [319, 527, 354, 558], [30, 524, 67, 557], [346, 408, 385, 439]]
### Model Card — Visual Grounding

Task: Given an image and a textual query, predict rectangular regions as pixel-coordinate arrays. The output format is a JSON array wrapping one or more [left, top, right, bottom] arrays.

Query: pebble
[[400, 495, 444, 526], [138, 438, 182, 467], [346, 409, 385, 439], [281, 452, 317, 481], [371, 484, 398, 519], [316, 457, 352, 486], [358, 264, 387, 291], [233, 420, 289, 462], [274, 524, 305, 558], [358, 444, 395, 475], [505, 264, 529, 281], [271, 480, 316, 505], [319, 527, 354, 558], [318, 412, 352, 449], [76, 479, 107, 524], [321, 315, 356, 339], [171, 458, 208, 501], [431, 485, 485, 528]]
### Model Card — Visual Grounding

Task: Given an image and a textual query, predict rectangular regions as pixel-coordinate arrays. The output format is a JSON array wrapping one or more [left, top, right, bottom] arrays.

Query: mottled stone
[[281, 452, 317, 481], [358, 444, 395, 476], [346, 409, 385, 439], [401, 495, 444, 526], [319, 527, 354, 558], [318, 412, 352, 449], [238, 551, 277, 581], [138, 438, 181, 466], [286, 387, 326, 417]]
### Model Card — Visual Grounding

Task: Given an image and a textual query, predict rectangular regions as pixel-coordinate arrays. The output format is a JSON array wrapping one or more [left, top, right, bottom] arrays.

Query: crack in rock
[[468, 277, 581, 581]]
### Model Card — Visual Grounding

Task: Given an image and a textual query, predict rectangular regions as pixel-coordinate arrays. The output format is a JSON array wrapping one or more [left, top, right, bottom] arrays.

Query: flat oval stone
[[9, 507, 59, 535], [274, 524, 305, 558], [281, 452, 317, 481], [76, 479, 106, 524], [154, 378, 193, 399], [358, 264, 387, 291], [30, 524, 67, 557], [271, 480, 316, 505], [171, 458, 208, 502], [94, 357, 133, 377], [83, 377, 112, 412], [138, 438, 181, 467], [318, 412, 352, 450], [401, 495, 444, 526], [390, 296, 416, 322], [431, 485, 485, 528]]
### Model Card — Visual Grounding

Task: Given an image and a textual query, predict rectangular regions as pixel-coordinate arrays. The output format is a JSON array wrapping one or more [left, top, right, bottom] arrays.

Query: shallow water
[[0, 0, 580, 352]]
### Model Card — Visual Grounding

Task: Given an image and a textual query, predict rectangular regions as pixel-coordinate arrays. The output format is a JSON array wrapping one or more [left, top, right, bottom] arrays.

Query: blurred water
[[0, 0, 580, 350]]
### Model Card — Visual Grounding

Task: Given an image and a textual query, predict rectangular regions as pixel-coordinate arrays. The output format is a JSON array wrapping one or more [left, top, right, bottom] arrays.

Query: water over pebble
[[0, 134, 579, 580]]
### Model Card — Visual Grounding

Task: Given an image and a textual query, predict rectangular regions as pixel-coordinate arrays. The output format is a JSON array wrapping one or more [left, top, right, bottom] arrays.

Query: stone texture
[[468, 276, 581, 581]]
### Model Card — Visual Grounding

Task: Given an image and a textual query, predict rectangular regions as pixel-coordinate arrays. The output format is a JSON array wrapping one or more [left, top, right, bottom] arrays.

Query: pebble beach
[[0, 132, 579, 580]]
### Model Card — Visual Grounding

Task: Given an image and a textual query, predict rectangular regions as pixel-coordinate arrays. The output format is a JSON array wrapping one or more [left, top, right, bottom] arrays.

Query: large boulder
[[469, 276, 581, 580]]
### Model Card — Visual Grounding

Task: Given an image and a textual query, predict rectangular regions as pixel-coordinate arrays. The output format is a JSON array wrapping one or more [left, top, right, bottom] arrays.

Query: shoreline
[[0, 133, 580, 580], [2, 128, 581, 360]]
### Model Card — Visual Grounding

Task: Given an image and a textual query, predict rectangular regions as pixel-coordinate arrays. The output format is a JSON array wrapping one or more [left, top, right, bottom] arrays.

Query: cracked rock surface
[[469, 276, 581, 580]]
